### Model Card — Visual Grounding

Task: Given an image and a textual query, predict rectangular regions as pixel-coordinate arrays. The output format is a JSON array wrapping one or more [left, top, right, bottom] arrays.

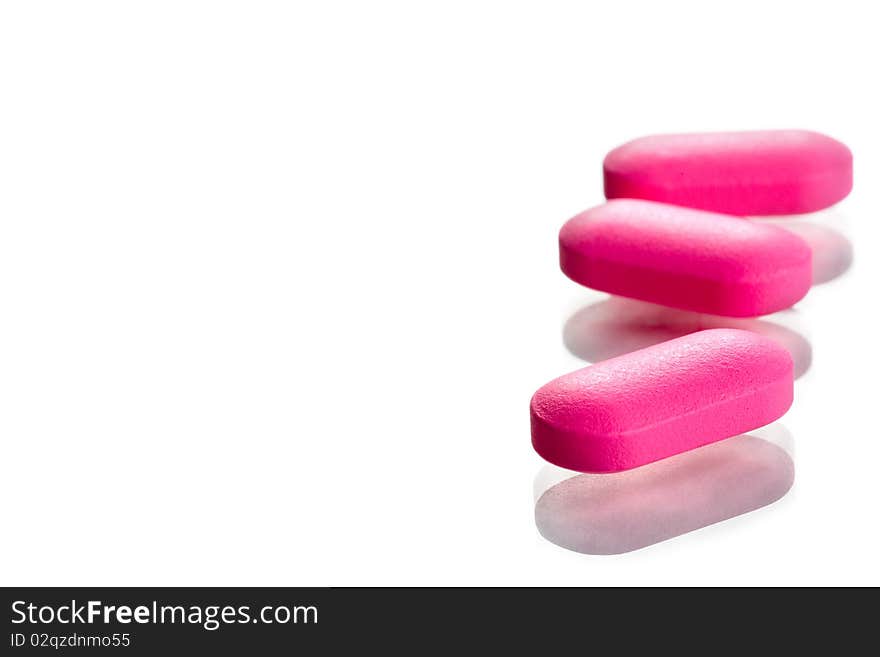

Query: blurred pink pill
[[530, 329, 794, 473], [603, 130, 852, 215], [559, 199, 812, 317]]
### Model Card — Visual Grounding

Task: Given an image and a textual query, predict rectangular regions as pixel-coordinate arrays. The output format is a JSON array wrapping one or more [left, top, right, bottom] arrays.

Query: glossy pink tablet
[[530, 329, 794, 473], [603, 130, 852, 215], [559, 199, 812, 317]]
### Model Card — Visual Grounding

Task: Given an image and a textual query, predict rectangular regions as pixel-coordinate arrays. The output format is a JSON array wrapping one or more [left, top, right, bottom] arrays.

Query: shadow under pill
[[563, 297, 812, 379], [533, 424, 795, 555]]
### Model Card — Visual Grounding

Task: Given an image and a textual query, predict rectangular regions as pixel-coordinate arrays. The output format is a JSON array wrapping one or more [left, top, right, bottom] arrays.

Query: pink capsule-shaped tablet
[[530, 329, 794, 473], [559, 199, 812, 317], [603, 130, 852, 215]]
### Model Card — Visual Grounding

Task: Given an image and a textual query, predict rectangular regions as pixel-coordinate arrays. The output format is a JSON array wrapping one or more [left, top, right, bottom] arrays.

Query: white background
[[1, 1, 877, 586]]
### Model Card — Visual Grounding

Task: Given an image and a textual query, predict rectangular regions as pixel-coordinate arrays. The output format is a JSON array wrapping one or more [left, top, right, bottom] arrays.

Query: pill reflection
[[563, 297, 812, 379], [534, 427, 794, 555], [773, 221, 853, 285]]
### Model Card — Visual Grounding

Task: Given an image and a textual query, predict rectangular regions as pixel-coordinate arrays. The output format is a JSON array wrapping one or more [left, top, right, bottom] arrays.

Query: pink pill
[[603, 130, 852, 215], [530, 329, 793, 473], [559, 199, 812, 317]]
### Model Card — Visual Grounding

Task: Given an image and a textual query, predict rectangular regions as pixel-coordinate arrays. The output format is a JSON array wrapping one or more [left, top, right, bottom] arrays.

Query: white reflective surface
[[563, 297, 813, 378], [534, 426, 794, 554]]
